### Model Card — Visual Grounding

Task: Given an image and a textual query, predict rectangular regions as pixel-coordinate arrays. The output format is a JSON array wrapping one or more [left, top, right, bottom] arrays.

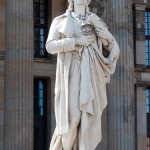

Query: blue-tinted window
[[146, 89, 150, 113], [146, 88, 150, 150], [145, 11, 150, 36], [34, 79, 47, 150], [34, 0, 48, 58], [145, 40, 150, 66], [145, 10, 150, 66], [34, 80, 47, 117]]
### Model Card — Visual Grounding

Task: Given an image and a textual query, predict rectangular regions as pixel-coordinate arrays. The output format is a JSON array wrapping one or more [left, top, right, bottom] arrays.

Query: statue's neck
[[74, 5, 86, 17]]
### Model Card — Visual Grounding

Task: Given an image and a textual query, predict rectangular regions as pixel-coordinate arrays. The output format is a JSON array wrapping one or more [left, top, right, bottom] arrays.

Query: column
[[106, 0, 135, 149], [4, 0, 33, 150]]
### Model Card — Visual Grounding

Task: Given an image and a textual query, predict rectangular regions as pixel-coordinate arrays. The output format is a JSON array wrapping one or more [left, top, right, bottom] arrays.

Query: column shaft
[[106, 0, 135, 149], [4, 0, 33, 149]]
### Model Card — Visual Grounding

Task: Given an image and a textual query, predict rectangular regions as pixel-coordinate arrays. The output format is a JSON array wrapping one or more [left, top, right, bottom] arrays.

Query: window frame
[[33, 0, 48, 58], [145, 9, 150, 66], [34, 78, 47, 150]]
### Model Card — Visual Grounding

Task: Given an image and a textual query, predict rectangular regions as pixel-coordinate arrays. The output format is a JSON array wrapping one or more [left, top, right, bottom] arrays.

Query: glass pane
[[34, 3, 40, 11], [146, 40, 148, 46], [147, 98, 149, 104], [40, 43, 45, 49], [145, 11, 150, 35], [145, 24, 148, 30], [40, 29, 45, 35], [40, 5, 45, 11], [35, 28, 40, 35], [39, 81, 43, 89], [34, 119, 47, 150], [40, 36, 45, 42], [146, 28, 148, 36], [39, 99, 43, 107], [145, 16, 147, 22], [147, 106, 149, 113], [40, 18, 45, 24], [40, 107, 44, 116], [40, 11, 45, 18], [146, 53, 149, 59], [34, 0, 47, 57], [40, 0, 45, 4], [147, 89, 149, 96], [146, 89, 150, 113], [34, 43, 40, 49], [34, 18, 40, 25], [39, 90, 43, 99], [34, 11, 40, 18], [35, 100, 39, 107], [145, 41, 150, 65], [148, 18, 150, 24], [34, 36, 40, 42], [40, 49, 46, 56]]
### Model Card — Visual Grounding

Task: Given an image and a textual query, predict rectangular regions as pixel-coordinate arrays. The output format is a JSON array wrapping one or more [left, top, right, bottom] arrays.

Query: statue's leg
[[62, 125, 78, 150], [61, 61, 81, 150]]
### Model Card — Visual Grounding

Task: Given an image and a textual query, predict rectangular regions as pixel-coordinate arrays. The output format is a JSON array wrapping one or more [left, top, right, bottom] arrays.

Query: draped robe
[[46, 12, 119, 150]]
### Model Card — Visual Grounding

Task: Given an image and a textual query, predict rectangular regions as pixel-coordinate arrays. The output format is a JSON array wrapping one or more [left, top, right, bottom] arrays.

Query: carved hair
[[66, 0, 91, 15]]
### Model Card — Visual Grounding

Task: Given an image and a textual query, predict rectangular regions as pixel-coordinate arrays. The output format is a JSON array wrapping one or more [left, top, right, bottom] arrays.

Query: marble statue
[[46, 0, 119, 149]]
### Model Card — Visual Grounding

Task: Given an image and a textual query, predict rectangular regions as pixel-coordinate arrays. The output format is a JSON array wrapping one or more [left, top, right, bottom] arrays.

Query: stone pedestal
[[106, 0, 135, 149], [4, 0, 33, 149]]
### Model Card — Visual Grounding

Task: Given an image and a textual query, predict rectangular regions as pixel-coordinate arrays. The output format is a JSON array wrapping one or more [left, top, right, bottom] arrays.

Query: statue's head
[[67, 0, 91, 14]]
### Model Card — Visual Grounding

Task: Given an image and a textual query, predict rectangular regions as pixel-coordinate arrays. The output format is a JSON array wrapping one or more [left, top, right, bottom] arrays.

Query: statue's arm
[[46, 19, 76, 54], [89, 14, 114, 51]]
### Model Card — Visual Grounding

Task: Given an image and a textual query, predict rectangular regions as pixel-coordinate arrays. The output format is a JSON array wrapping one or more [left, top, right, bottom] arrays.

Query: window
[[146, 88, 150, 149], [34, 79, 47, 150], [34, 0, 48, 58], [145, 10, 150, 66], [146, 89, 150, 113]]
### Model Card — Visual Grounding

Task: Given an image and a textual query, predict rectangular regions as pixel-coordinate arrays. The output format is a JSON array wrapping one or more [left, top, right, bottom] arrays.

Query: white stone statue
[[46, 0, 119, 149]]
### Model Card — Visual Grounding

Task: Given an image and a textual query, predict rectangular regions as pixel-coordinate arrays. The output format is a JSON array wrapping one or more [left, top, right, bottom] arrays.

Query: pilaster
[[4, 0, 33, 149], [106, 0, 135, 149]]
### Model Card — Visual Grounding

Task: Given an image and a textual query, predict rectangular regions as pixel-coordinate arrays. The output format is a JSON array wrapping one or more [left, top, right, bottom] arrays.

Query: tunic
[[46, 12, 120, 150]]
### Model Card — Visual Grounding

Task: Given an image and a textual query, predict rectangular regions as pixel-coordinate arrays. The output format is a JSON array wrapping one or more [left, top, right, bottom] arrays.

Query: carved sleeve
[[46, 19, 76, 54], [89, 14, 114, 51]]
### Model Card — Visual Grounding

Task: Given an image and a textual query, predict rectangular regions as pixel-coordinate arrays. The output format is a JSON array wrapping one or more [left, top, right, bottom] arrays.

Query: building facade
[[0, 0, 150, 150]]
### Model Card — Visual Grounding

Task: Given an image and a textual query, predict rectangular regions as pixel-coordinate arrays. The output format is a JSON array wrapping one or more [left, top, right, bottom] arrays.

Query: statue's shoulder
[[90, 13, 108, 28], [53, 13, 68, 21]]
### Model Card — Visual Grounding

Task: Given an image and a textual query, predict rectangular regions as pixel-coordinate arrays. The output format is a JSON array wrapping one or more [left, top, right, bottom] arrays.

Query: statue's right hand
[[75, 36, 95, 47]]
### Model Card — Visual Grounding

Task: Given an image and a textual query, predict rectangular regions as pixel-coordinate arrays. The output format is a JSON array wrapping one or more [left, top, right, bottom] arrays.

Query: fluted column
[[4, 0, 33, 150], [106, 0, 135, 149]]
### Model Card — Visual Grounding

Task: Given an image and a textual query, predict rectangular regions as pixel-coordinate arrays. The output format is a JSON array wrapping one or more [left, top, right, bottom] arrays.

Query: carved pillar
[[106, 0, 135, 149], [4, 0, 33, 149]]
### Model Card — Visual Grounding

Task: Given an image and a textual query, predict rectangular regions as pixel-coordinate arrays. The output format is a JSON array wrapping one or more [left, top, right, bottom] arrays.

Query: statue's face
[[73, 0, 88, 6]]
